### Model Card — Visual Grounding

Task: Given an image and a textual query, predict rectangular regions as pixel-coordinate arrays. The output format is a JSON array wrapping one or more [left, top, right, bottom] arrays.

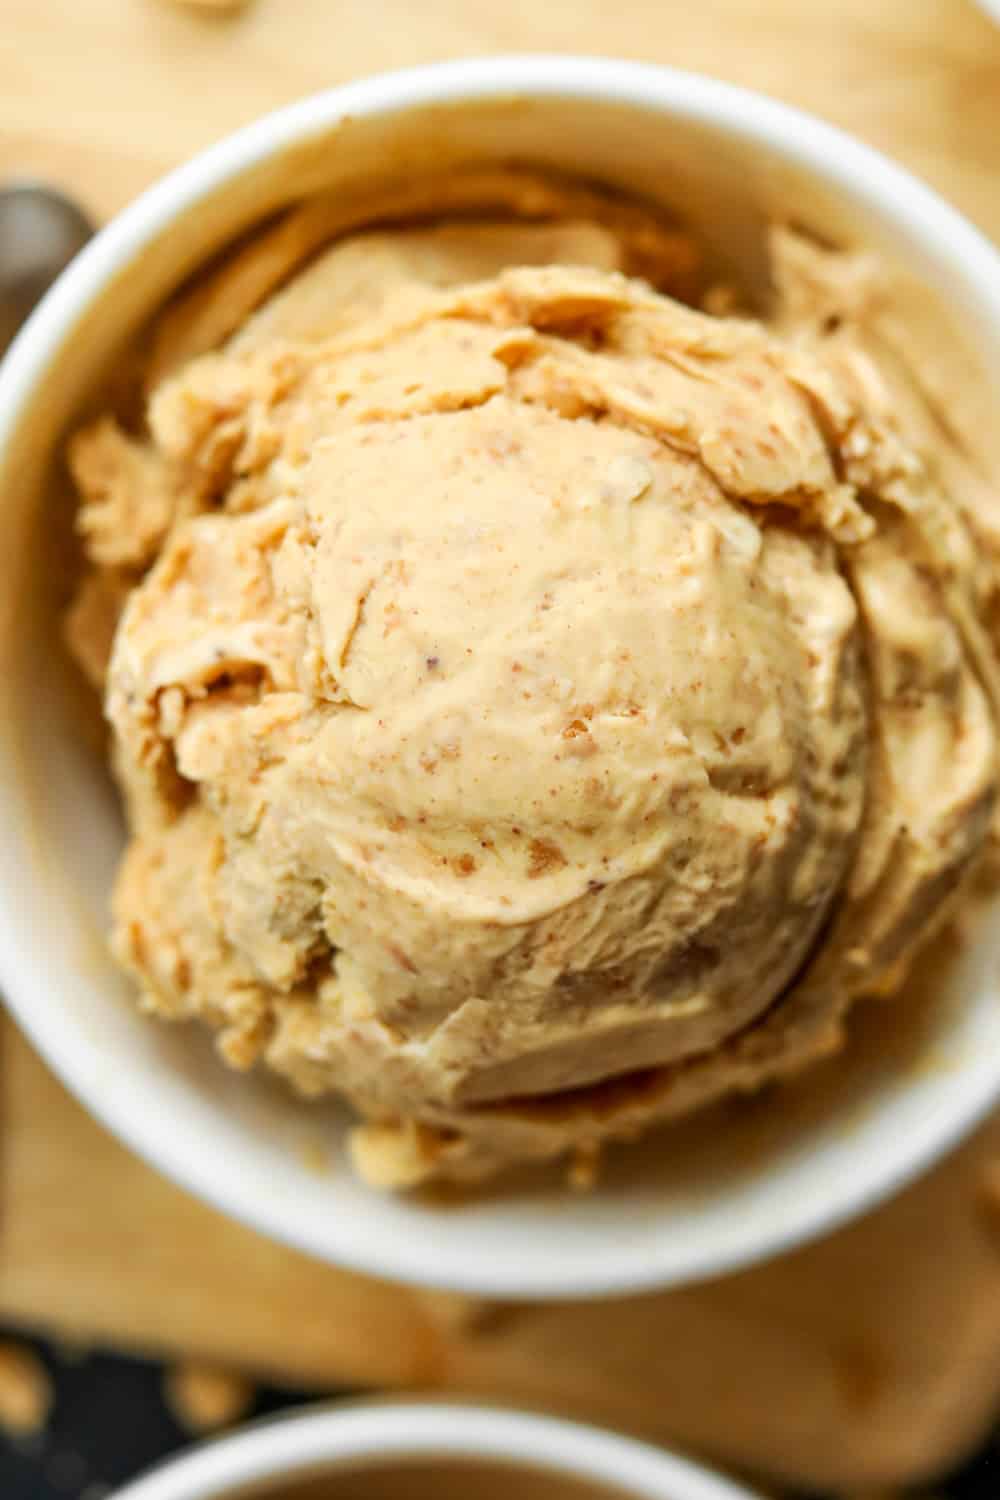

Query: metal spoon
[[0, 184, 94, 357]]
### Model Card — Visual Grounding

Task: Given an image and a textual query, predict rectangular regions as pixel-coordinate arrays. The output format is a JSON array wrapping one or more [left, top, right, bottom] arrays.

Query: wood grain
[[2, 2, 1000, 1493]]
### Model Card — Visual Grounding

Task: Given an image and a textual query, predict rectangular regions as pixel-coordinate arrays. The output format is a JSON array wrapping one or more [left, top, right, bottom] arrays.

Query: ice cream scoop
[[65, 180, 1000, 1187]]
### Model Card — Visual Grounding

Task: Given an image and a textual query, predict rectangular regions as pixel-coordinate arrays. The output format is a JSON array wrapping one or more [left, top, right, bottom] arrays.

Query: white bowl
[[111, 1403, 760, 1500], [2, 57, 1000, 1300]]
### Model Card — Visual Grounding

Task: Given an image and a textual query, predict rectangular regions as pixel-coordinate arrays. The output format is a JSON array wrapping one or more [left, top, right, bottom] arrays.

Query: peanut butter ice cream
[[65, 168, 1000, 1187]]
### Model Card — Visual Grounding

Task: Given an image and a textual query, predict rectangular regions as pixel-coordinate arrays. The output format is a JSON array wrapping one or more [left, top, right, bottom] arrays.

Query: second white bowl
[[110, 1404, 760, 1500]]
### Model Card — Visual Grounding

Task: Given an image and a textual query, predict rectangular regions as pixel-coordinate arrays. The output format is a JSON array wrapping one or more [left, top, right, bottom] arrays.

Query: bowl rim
[[110, 1401, 760, 1500], [3, 55, 1000, 1299]]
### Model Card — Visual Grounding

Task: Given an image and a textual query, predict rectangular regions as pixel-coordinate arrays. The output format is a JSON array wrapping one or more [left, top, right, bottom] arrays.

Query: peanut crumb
[[527, 837, 567, 878], [351, 1119, 459, 1189], [0, 1340, 52, 1437], [164, 1361, 255, 1433]]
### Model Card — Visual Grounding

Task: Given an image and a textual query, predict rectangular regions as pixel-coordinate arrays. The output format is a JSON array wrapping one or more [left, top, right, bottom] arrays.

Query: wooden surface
[[8, 1022, 1000, 1494], [0, 0, 999, 243], [2, 1, 1000, 1493]]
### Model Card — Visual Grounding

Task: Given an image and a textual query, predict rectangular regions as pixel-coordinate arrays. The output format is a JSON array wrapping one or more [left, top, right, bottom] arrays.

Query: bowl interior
[[2, 64, 1000, 1298]]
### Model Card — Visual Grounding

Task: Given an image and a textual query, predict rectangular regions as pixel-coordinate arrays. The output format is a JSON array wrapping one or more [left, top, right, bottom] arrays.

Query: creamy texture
[[66, 169, 1000, 1186]]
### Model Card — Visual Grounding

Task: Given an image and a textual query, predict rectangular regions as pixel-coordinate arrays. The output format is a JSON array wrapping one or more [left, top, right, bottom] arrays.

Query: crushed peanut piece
[[0, 1340, 52, 1437], [164, 1360, 255, 1433]]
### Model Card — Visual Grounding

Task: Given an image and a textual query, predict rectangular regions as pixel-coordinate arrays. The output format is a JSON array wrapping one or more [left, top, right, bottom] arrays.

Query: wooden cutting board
[[8, 1016, 1000, 1496], [2, 1, 1000, 1492], [1, 0, 998, 242]]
